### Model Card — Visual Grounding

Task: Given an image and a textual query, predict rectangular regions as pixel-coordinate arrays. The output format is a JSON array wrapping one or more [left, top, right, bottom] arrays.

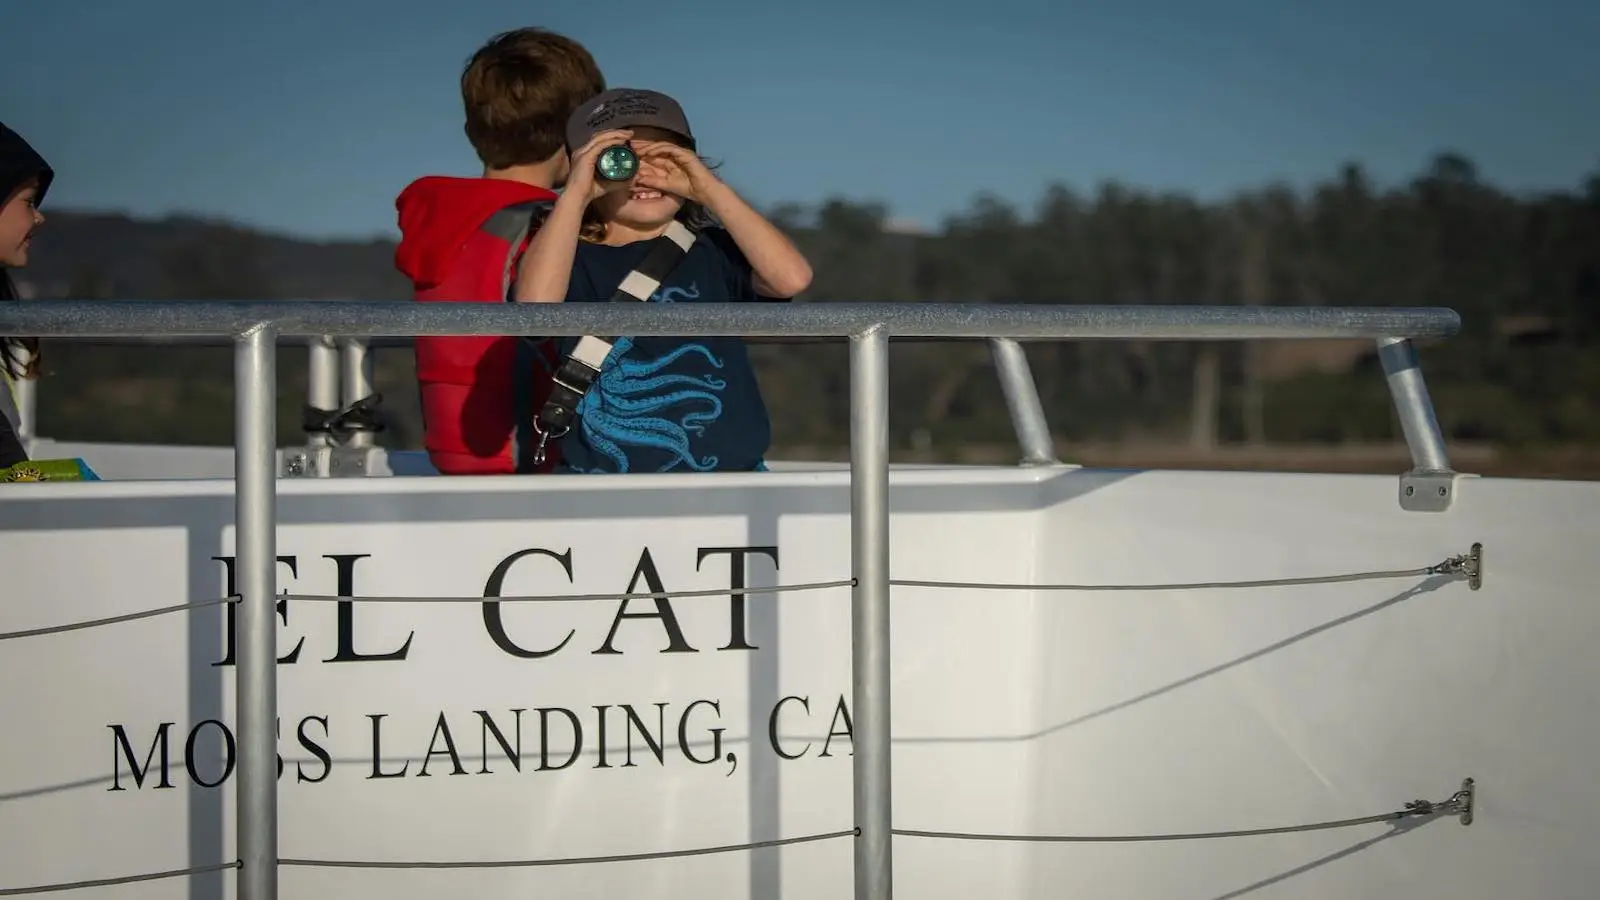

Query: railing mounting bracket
[[1398, 470, 1458, 513], [281, 445, 386, 479]]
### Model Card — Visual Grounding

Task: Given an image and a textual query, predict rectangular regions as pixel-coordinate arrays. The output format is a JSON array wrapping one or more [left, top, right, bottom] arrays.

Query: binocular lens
[[596, 145, 639, 182]]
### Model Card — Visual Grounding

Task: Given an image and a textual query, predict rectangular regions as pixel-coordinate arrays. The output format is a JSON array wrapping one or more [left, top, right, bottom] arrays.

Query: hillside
[[8, 155, 1600, 477], [17, 211, 410, 302]]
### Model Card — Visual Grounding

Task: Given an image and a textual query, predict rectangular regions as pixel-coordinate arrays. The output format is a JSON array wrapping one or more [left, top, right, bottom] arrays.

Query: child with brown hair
[[394, 27, 606, 475]]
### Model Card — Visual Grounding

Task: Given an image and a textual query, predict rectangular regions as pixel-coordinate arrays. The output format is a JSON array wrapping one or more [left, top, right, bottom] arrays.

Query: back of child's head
[[1, 123, 52, 213], [460, 28, 605, 170]]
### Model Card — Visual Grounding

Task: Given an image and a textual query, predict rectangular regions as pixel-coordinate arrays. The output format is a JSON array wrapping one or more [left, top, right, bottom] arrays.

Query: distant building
[[883, 217, 928, 236]]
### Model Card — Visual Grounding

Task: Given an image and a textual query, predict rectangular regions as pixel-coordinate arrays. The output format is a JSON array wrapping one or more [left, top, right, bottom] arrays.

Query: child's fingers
[[635, 141, 693, 162], [634, 161, 675, 185]]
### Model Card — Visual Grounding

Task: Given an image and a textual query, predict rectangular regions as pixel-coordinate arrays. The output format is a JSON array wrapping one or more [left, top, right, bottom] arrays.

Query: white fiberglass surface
[[0, 466, 1593, 899]]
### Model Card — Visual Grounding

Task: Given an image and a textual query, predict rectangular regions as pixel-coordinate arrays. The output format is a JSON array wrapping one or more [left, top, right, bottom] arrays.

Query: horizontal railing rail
[[19, 333, 1070, 346], [0, 299, 1460, 340], [0, 299, 1463, 900]]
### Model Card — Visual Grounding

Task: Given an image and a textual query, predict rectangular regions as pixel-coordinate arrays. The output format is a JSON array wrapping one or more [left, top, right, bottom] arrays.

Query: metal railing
[[0, 299, 1463, 900], [322, 334, 1060, 465], [13, 330, 1061, 467]]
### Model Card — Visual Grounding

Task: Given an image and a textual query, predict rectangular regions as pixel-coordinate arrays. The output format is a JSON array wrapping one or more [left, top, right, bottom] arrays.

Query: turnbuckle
[[1429, 543, 1484, 590], [1403, 777, 1475, 827]]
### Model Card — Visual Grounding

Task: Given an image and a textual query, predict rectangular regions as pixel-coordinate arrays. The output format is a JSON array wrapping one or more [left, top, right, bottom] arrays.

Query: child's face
[[594, 127, 687, 230], [0, 179, 44, 267]]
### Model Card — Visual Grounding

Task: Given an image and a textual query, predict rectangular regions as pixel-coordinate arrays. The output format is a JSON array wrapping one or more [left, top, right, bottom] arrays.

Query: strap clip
[[529, 419, 570, 468]]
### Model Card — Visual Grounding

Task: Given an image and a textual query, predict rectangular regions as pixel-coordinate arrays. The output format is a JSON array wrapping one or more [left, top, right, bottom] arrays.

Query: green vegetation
[[18, 153, 1600, 476]]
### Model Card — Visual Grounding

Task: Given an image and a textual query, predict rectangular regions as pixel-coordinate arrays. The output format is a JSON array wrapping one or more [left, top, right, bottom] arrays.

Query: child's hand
[[567, 129, 635, 202], [634, 143, 720, 203]]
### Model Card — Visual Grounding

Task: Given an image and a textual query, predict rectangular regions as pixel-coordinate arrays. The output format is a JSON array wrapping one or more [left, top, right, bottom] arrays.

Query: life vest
[[409, 199, 560, 474]]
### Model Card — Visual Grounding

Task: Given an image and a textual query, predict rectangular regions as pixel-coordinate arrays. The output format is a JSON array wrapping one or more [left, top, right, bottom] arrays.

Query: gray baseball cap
[[566, 88, 696, 151]]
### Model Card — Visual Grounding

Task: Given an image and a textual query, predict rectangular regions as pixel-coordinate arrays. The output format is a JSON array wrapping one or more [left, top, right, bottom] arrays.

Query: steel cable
[[895, 783, 1474, 843], [0, 547, 1477, 641], [0, 861, 240, 896], [281, 828, 857, 869]]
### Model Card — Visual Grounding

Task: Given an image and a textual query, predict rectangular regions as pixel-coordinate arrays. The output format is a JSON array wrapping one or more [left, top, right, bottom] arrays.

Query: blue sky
[[2, 0, 1595, 240]]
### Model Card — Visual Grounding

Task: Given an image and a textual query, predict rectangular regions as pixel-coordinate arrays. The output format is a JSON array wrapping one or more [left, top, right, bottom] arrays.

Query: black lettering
[[367, 714, 409, 778], [696, 546, 778, 651], [212, 555, 306, 666], [323, 554, 413, 663], [475, 709, 523, 774], [482, 548, 575, 658], [593, 705, 611, 769], [537, 707, 583, 771], [107, 723, 176, 791], [417, 713, 467, 776], [768, 695, 812, 760], [297, 716, 332, 783], [184, 719, 236, 788], [679, 699, 725, 765], [820, 695, 853, 758], [621, 703, 668, 767], [594, 548, 696, 655]]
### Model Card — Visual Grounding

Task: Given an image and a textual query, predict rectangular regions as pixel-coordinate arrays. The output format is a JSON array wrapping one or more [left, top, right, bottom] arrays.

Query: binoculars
[[596, 144, 639, 182]]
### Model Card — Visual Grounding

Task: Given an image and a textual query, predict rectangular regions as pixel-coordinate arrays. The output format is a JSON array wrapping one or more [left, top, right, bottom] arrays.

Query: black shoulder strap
[[527, 220, 698, 466]]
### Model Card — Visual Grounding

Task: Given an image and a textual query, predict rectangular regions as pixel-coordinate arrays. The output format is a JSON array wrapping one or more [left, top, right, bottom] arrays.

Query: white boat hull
[[2, 464, 1595, 898]]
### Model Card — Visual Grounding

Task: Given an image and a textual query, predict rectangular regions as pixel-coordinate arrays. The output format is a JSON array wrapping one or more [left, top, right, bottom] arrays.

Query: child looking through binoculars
[[515, 88, 811, 474]]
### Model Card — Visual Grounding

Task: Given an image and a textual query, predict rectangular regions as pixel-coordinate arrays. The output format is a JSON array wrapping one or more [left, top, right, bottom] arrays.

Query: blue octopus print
[[569, 282, 730, 473]]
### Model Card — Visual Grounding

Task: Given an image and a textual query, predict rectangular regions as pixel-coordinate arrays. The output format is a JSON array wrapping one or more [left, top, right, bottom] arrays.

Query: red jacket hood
[[394, 176, 559, 288]]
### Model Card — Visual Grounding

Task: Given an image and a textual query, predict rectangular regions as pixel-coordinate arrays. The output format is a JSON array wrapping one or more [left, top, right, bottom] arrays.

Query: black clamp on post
[[302, 393, 386, 443]]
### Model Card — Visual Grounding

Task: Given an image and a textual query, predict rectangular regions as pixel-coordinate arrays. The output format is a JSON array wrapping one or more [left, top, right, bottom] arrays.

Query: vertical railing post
[[988, 338, 1059, 466], [850, 326, 893, 900], [306, 335, 339, 448], [235, 326, 279, 900], [339, 338, 374, 449], [9, 342, 36, 443]]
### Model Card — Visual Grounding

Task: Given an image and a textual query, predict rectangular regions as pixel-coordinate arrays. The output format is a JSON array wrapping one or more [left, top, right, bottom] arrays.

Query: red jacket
[[394, 176, 561, 474]]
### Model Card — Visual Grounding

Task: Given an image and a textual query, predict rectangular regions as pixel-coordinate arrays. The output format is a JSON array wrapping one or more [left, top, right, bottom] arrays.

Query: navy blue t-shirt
[[552, 226, 781, 474]]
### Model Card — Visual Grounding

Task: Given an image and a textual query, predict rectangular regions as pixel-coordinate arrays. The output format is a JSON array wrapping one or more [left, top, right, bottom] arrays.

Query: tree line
[[24, 152, 1600, 468]]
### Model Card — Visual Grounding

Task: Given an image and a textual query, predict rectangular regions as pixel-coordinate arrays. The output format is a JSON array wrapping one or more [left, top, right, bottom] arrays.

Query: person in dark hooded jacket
[[0, 120, 53, 468]]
